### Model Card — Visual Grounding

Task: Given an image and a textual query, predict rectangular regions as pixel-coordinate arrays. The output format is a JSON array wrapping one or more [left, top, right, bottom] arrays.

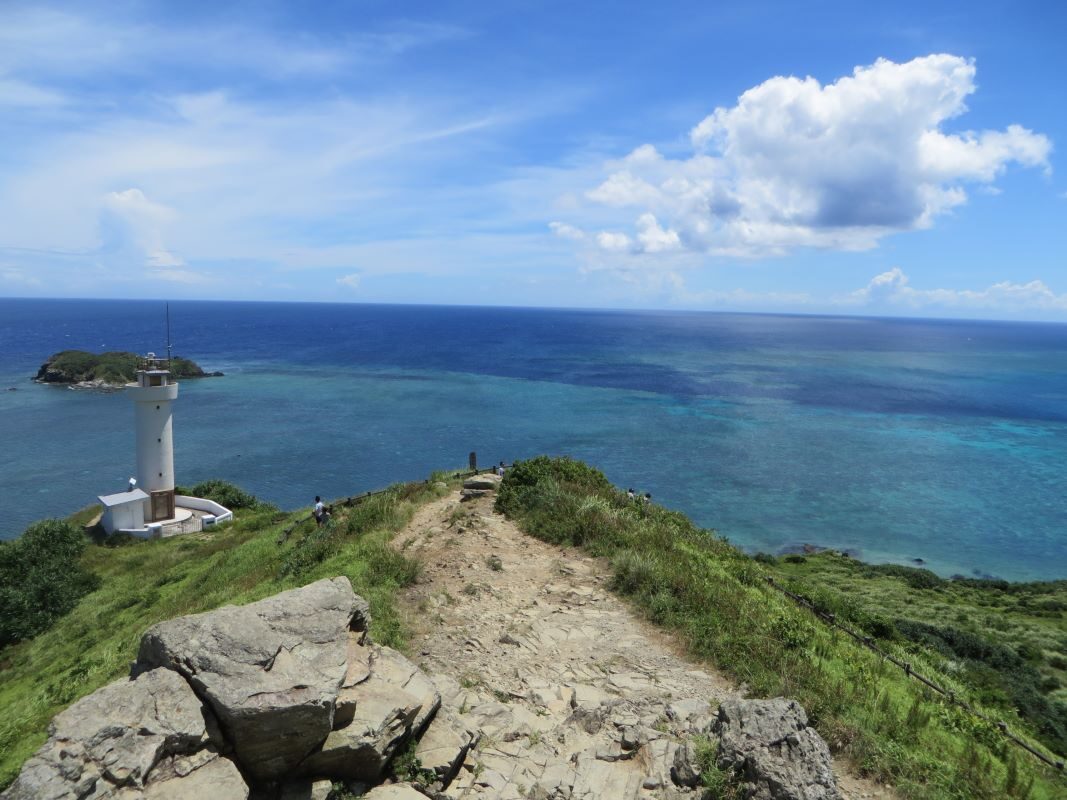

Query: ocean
[[1, 298, 1065, 581]]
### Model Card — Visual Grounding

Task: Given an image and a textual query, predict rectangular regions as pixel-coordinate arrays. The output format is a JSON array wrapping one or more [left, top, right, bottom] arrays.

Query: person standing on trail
[[314, 496, 325, 526]]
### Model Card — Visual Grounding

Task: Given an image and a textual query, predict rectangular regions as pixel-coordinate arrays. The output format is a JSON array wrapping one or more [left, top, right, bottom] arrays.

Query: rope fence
[[763, 575, 1065, 773]]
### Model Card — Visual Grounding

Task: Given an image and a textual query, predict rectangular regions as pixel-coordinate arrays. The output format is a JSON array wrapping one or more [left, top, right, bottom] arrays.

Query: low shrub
[[0, 520, 100, 648], [862, 563, 945, 590], [177, 480, 264, 510], [495, 455, 612, 519]]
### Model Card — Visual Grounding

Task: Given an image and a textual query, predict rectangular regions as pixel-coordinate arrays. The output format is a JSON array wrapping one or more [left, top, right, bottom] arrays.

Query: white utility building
[[98, 488, 149, 531]]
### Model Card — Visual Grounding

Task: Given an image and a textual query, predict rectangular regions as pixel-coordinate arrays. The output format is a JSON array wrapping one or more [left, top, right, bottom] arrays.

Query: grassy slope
[[771, 553, 1067, 756], [496, 456, 1067, 800], [0, 478, 449, 789]]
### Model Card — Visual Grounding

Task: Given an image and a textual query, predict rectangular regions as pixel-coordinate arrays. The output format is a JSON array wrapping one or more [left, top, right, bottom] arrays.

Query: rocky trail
[[393, 478, 895, 799], [2, 478, 899, 800]]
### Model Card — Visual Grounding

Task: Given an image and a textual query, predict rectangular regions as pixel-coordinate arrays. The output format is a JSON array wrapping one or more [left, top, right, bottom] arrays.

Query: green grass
[[0, 478, 449, 789], [496, 456, 1067, 800], [769, 551, 1067, 757]]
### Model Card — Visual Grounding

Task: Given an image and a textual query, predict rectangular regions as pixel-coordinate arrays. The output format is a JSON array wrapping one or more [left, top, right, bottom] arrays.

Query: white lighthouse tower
[[128, 352, 178, 522]]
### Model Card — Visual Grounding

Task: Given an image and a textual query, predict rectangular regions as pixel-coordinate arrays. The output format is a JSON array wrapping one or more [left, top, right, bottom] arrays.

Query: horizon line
[[2, 294, 1067, 328]]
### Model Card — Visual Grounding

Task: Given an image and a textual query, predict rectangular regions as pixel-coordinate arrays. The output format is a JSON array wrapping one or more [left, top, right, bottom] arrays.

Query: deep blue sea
[[1, 298, 1065, 581]]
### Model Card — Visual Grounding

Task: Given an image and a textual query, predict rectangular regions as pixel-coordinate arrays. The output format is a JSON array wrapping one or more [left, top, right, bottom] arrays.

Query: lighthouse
[[128, 352, 178, 522]]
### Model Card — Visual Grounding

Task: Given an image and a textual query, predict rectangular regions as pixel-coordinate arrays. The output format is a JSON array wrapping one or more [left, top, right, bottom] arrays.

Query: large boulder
[[300, 644, 441, 782], [135, 577, 369, 782], [0, 668, 244, 800], [462, 475, 500, 491], [713, 698, 841, 800]]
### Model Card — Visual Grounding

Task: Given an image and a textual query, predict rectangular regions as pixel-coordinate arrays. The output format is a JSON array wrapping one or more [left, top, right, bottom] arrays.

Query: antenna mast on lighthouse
[[165, 302, 172, 366]]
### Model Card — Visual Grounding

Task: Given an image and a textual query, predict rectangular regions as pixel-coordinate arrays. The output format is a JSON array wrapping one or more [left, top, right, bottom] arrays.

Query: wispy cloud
[[0, 7, 467, 81], [0, 88, 510, 281], [0, 74, 66, 108]]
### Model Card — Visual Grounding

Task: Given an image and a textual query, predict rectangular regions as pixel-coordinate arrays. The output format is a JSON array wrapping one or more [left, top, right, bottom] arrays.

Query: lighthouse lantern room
[[127, 352, 178, 522]]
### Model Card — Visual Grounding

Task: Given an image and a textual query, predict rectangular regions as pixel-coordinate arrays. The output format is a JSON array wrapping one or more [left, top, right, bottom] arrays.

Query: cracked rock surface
[[714, 698, 842, 800], [0, 667, 242, 800], [135, 576, 367, 782]]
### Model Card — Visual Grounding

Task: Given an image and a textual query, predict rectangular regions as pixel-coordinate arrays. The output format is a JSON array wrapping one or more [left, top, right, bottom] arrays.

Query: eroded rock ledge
[[2, 575, 841, 800]]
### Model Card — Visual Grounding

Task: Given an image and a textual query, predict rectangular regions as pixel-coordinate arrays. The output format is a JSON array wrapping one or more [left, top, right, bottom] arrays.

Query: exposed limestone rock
[[362, 785, 430, 799], [415, 709, 475, 786], [135, 757, 248, 799], [714, 698, 842, 800], [135, 577, 366, 782], [670, 741, 702, 788], [571, 750, 643, 799], [279, 779, 333, 800], [368, 646, 441, 736], [462, 475, 500, 491], [300, 644, 441, 782], [0, 668, 241, 800], [667, 697, 714, 733]]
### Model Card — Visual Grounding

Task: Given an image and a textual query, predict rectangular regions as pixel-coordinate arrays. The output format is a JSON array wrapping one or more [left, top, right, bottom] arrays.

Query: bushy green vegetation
[[35, 350, 208, 384], [175, 479, 267, 511], [772, 551, 1067, 758], [0, 520, 100, 648], [496, 456, 1066, 800], [0, 479, 446, 789]]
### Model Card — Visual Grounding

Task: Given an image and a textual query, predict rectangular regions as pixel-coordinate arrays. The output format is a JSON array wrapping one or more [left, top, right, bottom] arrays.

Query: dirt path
[[394, 485, 893, 799]]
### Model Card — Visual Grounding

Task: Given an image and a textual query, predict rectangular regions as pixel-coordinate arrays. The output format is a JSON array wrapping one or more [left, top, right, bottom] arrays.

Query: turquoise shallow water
[[1, 299, 1065, 581]]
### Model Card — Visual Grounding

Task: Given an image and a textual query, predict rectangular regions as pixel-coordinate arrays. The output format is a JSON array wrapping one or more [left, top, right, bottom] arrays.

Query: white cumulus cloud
[[548, 221, 586, 241], [595, 231, 633, 252], [337, 273, 362, 290], [560, 55, 1051, 258]]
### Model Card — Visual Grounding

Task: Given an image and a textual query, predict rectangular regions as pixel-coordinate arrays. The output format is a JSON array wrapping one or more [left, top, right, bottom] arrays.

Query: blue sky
[[1, 0, 1065, 319]]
